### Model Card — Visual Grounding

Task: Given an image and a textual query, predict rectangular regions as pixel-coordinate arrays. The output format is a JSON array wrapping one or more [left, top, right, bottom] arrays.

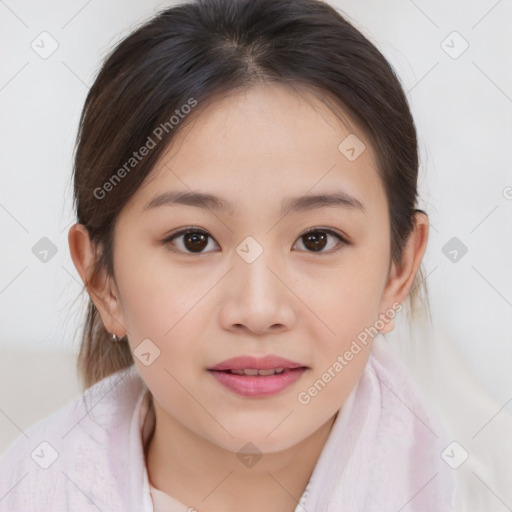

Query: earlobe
[[68, 223, 127, 337], [379, 316, 396, 333]]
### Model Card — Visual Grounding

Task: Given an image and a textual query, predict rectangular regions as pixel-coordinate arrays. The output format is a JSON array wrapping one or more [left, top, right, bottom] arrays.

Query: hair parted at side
[[71, 0, 431, 391]]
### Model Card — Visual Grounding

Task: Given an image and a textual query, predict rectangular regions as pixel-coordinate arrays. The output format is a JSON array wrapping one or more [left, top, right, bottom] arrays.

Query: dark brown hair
[[71, 0, 430, 390]]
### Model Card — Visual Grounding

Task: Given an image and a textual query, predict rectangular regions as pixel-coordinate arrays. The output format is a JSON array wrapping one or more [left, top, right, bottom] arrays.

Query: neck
[[145, 399, 337, 512]]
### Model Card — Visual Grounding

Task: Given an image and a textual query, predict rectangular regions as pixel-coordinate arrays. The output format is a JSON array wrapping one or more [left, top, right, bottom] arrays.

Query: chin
[[207, 425, 302, 455]]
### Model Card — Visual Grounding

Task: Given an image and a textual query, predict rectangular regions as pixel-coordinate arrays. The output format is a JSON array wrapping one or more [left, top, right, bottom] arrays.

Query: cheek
[[292, 254, 388, 388], [116, 252, 214, 400], [115, 248, 213, 340], [296, 257, 387, 337]]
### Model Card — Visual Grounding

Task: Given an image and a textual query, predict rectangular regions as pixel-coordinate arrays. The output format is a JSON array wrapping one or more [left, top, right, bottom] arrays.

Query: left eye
[[293, 228, 348, 253], [162, 227, 348, 254]]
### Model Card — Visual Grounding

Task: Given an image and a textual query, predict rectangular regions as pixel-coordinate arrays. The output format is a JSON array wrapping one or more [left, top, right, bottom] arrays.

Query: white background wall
[[1, 0, 511, 466]]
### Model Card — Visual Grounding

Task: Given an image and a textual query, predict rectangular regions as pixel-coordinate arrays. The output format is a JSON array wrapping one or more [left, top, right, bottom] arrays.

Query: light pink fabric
[[0, 333, 455, 511]]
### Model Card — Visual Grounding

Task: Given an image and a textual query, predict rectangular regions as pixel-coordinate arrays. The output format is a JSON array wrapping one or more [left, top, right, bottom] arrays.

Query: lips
[[208, 354, 306, 372], [207, 355, 308, 397]]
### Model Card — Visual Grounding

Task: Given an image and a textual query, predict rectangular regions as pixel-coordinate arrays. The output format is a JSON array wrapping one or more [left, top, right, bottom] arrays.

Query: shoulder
[[0, 365, 146, 511]]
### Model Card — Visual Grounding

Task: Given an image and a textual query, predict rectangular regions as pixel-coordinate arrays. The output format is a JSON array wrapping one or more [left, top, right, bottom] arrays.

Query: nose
[[218, 244, 296, 336]]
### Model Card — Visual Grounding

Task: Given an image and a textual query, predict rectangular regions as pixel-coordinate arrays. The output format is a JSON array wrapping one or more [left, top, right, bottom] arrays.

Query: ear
[[68, 223, 127, 337], [378, 211, 429, 333]]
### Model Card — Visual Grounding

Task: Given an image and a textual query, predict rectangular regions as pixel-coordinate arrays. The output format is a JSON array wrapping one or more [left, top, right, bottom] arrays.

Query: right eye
[[162, 227, 220, 254]]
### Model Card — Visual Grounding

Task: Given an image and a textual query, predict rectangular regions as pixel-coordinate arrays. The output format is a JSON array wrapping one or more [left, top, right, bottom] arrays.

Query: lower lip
[[208, 368, 307, 397]]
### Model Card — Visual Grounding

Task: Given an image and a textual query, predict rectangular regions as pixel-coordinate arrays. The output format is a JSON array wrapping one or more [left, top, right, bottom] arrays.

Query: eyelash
[[161, 226, 350, 255]]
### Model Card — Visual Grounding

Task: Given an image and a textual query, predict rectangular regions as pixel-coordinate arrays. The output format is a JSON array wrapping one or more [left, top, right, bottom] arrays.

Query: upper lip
[[208, 355, 306, 371]]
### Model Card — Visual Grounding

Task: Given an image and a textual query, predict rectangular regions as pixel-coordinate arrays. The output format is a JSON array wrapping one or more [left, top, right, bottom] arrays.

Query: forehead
[[127, 83, 386, 219]]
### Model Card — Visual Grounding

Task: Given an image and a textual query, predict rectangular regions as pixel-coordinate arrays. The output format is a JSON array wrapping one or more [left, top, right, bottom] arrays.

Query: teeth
[[238, 368, 258, 376], [229, 367, 285, 376]]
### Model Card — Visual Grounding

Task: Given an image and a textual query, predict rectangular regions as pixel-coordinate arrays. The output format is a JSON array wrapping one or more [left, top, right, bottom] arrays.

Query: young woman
[[0, 0, 456, 510]]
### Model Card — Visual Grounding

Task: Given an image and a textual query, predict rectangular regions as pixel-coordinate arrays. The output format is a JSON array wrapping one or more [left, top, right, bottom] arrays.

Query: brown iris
[[302, 231, 328, 252], [183, 231, 209, 252]]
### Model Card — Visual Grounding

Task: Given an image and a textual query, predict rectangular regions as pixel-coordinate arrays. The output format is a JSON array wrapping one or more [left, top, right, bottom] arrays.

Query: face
[[83, 83, 406, 453]]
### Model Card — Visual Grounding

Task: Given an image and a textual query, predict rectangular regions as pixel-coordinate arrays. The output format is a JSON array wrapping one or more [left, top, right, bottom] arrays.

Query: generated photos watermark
[[93, 97, 198, 200], [297, 301, 403, 405]]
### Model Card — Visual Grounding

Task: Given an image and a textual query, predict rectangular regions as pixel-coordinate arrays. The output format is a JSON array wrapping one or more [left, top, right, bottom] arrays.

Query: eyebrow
[[143, 189, 365, 216]]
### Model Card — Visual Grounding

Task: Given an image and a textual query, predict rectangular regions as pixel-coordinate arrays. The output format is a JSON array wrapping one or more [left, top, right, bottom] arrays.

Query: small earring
[[110, 333, 124, 343]]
